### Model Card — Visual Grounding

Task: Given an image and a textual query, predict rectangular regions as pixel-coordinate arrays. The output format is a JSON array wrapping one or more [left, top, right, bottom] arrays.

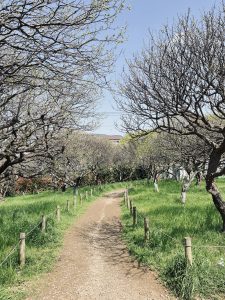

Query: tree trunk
[[196, 172, 202, 186], [146, 173, 150, 186], [153, 175, 159, 192], [181, 190, 187, 204], [180, 171, 197, 204], [119, 172, 122, 182], [206, 144, 225, 231], [207, 178, 225, 232]]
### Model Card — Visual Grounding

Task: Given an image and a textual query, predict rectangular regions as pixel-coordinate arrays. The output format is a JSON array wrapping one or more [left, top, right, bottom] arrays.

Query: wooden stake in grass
[[184, 237, 192, 266], [66, 200, 70, 212], [86, 191, 88, 201], [144, 217, 149, 242], [133, 206, 137, 226], [91, 189, 93, 197], [124, 191, 126, 205], [19, 232, 26, 267], [129, 199, 133, 216], [127, 194, 130, 210], [80, 193, 83, 205], [56, 205, 61, 222], [41, 215, 46, 232]]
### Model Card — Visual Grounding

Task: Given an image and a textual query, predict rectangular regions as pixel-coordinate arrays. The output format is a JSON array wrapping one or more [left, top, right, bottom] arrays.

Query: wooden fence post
[[91, 189, 93, 197], [124, 191, 126, 204], [184, 237, 192, 266], [56, 205, 61, 222], [41, 215, 46, 232], [86, 191, 88, 201], [19, 232, 26, 267], [129, 200, 133, 216], [127, 197, 130, 209], [133, 206, 137, 226], [66, 200, 70, 212], [144, 217, 149, 242], [80, 193, 83, 205], [127, 191, 130, 209]]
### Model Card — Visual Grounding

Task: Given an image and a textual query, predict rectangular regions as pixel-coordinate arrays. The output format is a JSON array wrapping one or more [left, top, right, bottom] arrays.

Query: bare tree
[[135, 133, 174, 192], [119, 4, 225, 229], [82, 135, 115, 184], [112, 141, 138, 181], [49, 131, 115, 187], [0, 0, 125, 190], [162, 134, 209, 203]]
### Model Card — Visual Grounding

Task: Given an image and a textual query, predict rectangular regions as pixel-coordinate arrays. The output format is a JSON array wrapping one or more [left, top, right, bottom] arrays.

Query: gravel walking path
[[27, 190, 176, 300]]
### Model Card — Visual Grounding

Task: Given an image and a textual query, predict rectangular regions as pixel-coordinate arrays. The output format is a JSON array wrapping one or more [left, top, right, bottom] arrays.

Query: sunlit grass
[[0, 182, 125, 300], [122, 179, 225, 300]]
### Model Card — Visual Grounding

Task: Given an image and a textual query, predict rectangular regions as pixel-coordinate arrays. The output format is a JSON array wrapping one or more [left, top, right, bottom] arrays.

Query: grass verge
[[121, 179, 225, 300], [0, 182, 125, 299]]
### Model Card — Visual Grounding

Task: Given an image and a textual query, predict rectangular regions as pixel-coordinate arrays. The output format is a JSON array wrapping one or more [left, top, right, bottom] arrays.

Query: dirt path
[[27, 190, 176, 300]]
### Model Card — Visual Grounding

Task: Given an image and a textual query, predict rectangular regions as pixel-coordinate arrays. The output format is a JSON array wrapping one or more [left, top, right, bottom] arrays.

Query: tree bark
[[146, 173, 151, 186], [206, 144, 225, 231], [195, 172, 202, 186], [153, 175, 159, 192], [181, 189, 187, 204], [207, 179, 225, 232], [180, 171, 198, 204]]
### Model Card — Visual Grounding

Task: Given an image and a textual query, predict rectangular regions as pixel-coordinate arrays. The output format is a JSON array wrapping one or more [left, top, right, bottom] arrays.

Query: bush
[[15, 177, 52, 194]]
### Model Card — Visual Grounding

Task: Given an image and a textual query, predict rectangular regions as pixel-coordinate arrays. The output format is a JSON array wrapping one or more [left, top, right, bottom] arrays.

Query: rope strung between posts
[[133, 205, 225, 247], [157, 228, 179, 243], [193, 245, 225, 248], [0, 208, 65, 267], [0, 185, 101, 268], [126, 192, 225, 250], [26, 220, 43, 237], [135, 209, 179, 243], [0, 241, 20, 267], [0, 218, 43, 267], [0, 203, 59, 266]]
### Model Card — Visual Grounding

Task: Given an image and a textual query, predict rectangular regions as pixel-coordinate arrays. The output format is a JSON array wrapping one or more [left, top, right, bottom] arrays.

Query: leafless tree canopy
[[118, 3, 225, 230], [50, 131, 115, 186], [120, 6, 224, 145], [0, 0, 125, 181]]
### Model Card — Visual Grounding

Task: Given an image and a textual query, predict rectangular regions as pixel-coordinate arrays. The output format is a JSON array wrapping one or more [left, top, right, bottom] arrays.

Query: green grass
[[121, 179, 225, 300], [0, 182, 125, 300]]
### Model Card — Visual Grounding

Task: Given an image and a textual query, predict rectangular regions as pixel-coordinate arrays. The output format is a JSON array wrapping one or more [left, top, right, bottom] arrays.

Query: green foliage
[[122, 179, 225, 299]]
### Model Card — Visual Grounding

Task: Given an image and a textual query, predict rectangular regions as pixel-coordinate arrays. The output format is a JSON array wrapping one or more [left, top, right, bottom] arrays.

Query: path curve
[[27, 190, 175, 300]]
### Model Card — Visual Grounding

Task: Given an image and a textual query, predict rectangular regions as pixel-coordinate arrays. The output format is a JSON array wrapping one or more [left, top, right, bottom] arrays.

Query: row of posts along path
[[26, 189, 176, 300]]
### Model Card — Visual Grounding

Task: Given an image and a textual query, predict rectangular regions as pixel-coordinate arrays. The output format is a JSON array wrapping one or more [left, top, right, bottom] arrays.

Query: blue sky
[[94, 0, 219, 135]]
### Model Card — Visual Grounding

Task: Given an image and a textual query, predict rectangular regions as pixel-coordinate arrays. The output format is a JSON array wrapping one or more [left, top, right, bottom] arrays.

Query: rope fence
[[123, 188, 225, 266], [26, 220, 43, 237], [0, 242, 20, 267], [0, 186, 100, 269]]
